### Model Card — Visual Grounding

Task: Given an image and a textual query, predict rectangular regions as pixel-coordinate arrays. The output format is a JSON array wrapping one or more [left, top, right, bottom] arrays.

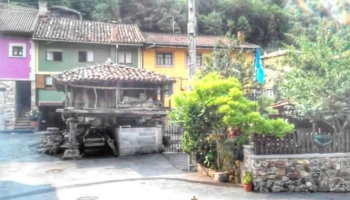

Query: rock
[[274, 181, 282, 187], [261, 161, 269, 167], [277, 168, 286, 176], [287, 172, 300, 180], [267, 167, 277, 174], [266, 175, 276, 180], [268, 161, 276, 168], [312, 172, 320, 179], [288, 185, 295, 191], [300, 171, 310, 178], [260, 187, 269, 193], [266, 180, 274, 188], [306, 182, 312, 187], [330, 187, 346, 193], [304, 166, 311, 172], [214, 172, 229, 182], [329, 178, 344, 188], [282, 176, 289, 182], [299, 184, 309, 192], [272, 186, 281, 192], [257, 171, 267, 176], [309, 185, 317, 192], [294, 180, 302, 186], [296, 159, 309, 165], [296, 165, 304, 171], [276, 161, 287, 168], [317, 186, 330, 192], [229, 175, 235, 183]]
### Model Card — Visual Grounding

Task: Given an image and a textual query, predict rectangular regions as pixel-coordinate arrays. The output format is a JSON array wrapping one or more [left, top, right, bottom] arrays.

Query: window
[[165, 84, 173, 96], [118, 52, 132, 64], [9, 43, 26, 58], [45, 76, 53, 87], [187, 54, 202, 67], [157, 53, 173, 66], [79, 51, 94, 62], [47, 49, 62, 61]]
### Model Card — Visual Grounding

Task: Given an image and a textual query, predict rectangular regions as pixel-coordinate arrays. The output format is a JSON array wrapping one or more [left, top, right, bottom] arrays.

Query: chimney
[[38, 0, 48, 16], [237, 31, 245, 45]]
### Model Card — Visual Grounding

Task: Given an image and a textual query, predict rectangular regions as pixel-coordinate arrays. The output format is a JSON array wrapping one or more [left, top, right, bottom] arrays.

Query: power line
[[120, 4, 160, 21]]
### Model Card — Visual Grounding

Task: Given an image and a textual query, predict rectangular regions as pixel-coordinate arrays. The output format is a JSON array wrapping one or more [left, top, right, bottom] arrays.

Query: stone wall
[[112, 126, 163, 156], [243, 145, 350, 192], [0, 81, 16, 130]]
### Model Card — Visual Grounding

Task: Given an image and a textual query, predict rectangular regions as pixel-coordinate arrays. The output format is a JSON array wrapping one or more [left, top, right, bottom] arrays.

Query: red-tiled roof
[[33, 17, 145, 44], [0, 7, 38, 33], [261, 50, 289, 59], [143, 32, 258, 49], [271, 100, 290, 108], [53, 62, 175, 86]]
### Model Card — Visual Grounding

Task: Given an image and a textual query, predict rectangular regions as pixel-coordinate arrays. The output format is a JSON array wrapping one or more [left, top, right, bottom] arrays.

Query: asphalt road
[[0, 133, 349, 200]]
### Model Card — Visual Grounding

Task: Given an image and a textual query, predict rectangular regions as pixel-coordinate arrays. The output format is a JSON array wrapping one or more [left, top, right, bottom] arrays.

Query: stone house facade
[[0, 7, 38, 130]]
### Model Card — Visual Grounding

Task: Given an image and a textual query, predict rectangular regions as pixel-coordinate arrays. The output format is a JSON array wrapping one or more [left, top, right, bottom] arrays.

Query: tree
[[279, 24, 350, 134], [197, 37, 255, 88], [170, 73, 294, 154]]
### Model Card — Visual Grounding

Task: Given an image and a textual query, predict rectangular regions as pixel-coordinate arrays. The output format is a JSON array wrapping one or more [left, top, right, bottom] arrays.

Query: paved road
[[0, 133, 350, 200]]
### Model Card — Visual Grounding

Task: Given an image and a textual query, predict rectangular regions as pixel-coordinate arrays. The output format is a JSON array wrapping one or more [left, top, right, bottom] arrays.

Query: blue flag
[[255, 48, 265, 84]]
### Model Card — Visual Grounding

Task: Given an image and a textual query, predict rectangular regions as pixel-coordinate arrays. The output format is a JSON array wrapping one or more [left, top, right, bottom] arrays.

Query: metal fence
[[254, 132, 350, 155], [163, 124, 184, 152]]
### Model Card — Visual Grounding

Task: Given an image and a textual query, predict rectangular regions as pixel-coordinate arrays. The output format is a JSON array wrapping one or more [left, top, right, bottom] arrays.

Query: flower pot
[[243, 183, 252, 192], [30, 121, 37, 127]]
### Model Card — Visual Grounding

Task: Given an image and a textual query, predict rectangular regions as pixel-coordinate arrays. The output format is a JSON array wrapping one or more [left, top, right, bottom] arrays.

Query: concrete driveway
[[0, 133, 350, 200]]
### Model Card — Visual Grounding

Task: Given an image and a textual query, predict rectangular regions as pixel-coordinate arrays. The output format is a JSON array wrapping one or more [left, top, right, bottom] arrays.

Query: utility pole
[[172, 15, 175, 34], [187, 0, 197, 172], [187, 0, 196, 82]]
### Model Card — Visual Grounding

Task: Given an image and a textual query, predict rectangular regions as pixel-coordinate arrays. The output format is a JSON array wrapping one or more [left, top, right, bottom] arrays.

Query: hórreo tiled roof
[[0, 7, 38, 33], [34, 17, 145, 44], [53, 62, 175, 85], [143, 32, 258, 49]]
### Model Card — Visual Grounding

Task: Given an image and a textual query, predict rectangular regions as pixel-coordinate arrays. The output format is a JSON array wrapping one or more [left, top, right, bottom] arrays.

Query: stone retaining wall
[[0, 81, 16, 130], [243, 145, 350, 192]]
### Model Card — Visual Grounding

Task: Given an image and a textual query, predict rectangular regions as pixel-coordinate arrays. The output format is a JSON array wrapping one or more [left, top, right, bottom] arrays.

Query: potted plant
[[243, 171, 253, 192], [26, 110, 41, 127]]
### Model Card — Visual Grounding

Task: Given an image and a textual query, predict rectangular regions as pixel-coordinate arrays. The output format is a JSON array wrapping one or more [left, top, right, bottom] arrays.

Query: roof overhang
[[144, 43, 258, 50], [32, 38, 144, 46], [39, 101, 64, 106]]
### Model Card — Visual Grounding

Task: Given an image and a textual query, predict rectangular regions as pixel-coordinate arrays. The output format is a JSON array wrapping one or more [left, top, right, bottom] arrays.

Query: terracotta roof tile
[[143, 32, 258, 49], [53, 62, 175, 85], [0, 7, 38, 33], [34, 17, 145, 44]]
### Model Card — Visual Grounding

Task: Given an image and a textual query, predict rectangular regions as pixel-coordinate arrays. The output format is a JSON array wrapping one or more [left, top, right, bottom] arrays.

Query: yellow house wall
[[262, 55, 290, 89], [143, 47, 255, 107]]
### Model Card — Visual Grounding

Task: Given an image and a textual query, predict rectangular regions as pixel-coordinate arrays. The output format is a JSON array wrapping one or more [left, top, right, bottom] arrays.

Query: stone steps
[[15, 107, 32, 130]]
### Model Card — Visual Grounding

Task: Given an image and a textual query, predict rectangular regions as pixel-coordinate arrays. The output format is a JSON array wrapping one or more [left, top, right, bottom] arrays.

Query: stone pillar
[[31, 81, 37, 110], [241, 144, 254, 184], [63, 117, 80, 159], [0, 81, 16, 130]]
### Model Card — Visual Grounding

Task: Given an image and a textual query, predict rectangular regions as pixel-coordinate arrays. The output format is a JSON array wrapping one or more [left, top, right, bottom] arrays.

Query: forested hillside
[[4, 0, 350, 48]]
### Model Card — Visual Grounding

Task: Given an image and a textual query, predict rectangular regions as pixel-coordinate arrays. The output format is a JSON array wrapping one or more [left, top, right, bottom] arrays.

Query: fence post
[[188, 153, 197, 171]]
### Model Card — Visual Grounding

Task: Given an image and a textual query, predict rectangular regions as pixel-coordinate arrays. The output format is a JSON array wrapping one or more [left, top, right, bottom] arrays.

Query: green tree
[[279, 24, 350, 134], [198, 38, 255, 88], [170, 73, 293, 154]]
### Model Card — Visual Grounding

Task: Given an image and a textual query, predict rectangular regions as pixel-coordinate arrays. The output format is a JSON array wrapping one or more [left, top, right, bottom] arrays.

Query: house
[[32, 17, 145, 128], [261, 49, 291, 96], [142, 32, 258, 107], [0, 7, 38, 130], [51, 61, 175, 158]]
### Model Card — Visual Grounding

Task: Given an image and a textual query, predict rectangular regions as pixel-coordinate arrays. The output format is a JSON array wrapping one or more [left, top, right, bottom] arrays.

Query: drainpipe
[[115, 44, 119, 63], [140, 47, 143, 69], [145, 43, 156, 49]]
